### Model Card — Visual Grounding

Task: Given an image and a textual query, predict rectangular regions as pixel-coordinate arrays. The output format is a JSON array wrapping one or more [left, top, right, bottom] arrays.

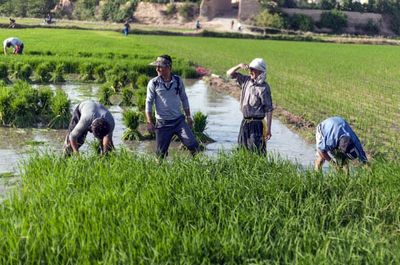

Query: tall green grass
[[0, 150, 399, 263]]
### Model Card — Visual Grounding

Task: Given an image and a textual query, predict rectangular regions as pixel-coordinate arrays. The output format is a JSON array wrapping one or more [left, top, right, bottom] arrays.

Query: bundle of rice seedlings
[[122, 109, 143, 141], [51, 64, 66, 83]]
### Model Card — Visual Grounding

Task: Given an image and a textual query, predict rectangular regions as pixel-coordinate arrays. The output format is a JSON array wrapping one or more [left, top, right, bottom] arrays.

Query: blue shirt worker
[[145, 55, 199, 158], [315, 116, 368, 171], [227, 58, 273, 153], [64, 100, 115, 155], [3, 37, 24, 55]]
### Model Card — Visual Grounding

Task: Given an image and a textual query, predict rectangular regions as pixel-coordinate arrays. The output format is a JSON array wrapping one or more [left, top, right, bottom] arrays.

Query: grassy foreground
[[0, 150, 399, 263]]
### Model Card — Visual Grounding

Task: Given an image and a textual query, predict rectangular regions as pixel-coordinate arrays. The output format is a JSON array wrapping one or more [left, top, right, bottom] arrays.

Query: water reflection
[[0, 80, 318, 175]]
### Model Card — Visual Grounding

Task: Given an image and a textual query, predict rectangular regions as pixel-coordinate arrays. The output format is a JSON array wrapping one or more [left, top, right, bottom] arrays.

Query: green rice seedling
[[51, 63, 66, 83], [121, 86, 135, 106], [98, 83, 115, 106], [105, 65, 129, 90], [134, 86, 147, 111], [49, 89, 71, 129], [80, 62, 96, 81], [0, 86, 13, 125], [35, 62, 53, 83], [122, 109, 143, 141], [136, 74, 149, 88], [94, 65, 107, 83], [192, 111, 215, 144], [0, 62, 8, 81], [14, 63, 33, 81], [127, 70, 139, 88], [37, 87, 53, 115]]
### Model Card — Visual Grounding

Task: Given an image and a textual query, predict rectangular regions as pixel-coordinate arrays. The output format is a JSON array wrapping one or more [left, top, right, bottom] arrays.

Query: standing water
[[0, 80, 318, 176]]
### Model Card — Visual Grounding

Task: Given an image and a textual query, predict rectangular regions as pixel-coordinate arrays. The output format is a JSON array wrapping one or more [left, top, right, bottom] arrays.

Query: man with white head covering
[[227, 58, 273, 153]]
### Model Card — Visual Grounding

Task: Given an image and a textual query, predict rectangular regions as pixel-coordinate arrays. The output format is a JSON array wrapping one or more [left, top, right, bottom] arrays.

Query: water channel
[[0, 79, 319, 195]]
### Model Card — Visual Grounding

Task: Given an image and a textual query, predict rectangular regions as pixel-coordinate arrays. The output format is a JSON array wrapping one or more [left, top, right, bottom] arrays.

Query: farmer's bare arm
[[146, 112, 155, 133], [226, 63, 248, 77], [184, 108, 193, 129], [264, 111, 273, 141], [315, 150, 330, 170], [102, 135, 114, 154], [70, 139, 79, 154]]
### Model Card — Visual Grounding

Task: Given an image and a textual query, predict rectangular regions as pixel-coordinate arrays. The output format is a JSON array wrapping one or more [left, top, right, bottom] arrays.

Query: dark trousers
[[238, 119, 266, 153], [155, 116, 199, 158]]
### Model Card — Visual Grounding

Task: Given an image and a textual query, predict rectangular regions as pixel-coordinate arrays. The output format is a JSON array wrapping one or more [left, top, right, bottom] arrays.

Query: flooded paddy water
[[0, 79, 318, 196]]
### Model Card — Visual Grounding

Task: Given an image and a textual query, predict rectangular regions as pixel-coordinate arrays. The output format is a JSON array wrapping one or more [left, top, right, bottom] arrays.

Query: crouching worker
[[315, 116, 368, 172], [227, 58, 273, 153], [3, 37, 24, 55], [64, 100, 115, 155], [145, 55, 199, 158]]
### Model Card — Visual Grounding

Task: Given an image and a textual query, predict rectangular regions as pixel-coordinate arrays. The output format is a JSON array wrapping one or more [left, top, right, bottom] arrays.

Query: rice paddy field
[[0, 28, 399, 263]]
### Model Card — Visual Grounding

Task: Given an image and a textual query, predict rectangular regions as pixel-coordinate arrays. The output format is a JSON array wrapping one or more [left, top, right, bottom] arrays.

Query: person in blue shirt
[[315, 116, 368, 171]]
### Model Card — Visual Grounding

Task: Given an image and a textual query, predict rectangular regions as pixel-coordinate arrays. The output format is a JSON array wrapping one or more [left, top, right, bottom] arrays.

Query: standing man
[[145, 55, 199, 158], [64, 100, 115, 155], [123, 20, 130, 36], [227, 58, 273, 153], [3, 37, 24, 55], [315, 116, 368, 172]]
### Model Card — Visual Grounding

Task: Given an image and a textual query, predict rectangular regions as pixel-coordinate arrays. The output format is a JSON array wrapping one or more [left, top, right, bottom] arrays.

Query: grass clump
[[0, 62, 9, 81], [51, 64, 66, 83], [35, 62, 53, 83], [192, 111, 214, 144], [98, 83, 115, 106], [0, 151, 399, 263], [49, 89, 71, 129], [80, 62, 96, 81]]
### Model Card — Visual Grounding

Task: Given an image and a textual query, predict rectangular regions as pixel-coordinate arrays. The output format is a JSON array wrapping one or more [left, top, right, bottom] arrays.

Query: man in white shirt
[[3, 37, 24, 55]]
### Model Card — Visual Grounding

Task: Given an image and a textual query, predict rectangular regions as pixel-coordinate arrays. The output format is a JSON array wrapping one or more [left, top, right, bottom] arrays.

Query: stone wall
[[238, 0, 261, 22], [282, 8, 393, 35], [200, 0, 233, 20]]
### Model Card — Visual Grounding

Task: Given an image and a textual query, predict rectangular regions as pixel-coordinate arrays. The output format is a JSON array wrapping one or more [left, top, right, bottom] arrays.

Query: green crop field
[[1, 28, 398, 157], [0, 150, 400, 264], [1, 28, 399, 263]]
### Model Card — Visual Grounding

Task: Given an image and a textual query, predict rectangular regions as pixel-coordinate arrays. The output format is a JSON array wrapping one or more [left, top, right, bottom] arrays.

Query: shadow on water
[[0, 80, 319, 180]]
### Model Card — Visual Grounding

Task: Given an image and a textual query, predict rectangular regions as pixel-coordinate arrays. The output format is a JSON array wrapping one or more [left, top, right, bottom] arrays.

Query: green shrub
[[164, 3, 176, 17], [362, 19, 380, 35], [178, 3, 196, 21], [35, 62, 53, 83], [106, 65, 129, 90], [287, 14, 314, 32], [318, 10, 347, 33], [49, 89, 71, 129], [37, 87, 53, 115], [254, 10, 284, 28]]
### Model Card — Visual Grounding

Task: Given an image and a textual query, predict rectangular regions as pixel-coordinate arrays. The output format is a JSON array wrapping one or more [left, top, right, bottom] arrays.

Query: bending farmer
[[315, 116, 368, 171], [64, 100, 115, 155], [3, 37, 24, 55], [145, 55, 199, 158], [227, 58, 273, 153]]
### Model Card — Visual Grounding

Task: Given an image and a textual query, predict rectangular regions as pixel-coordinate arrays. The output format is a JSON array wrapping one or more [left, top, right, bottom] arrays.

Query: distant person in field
[[237, 22, 242, 31], [123, 21, 130, 36], [44, 13, 53, 24], [3, 37, 24, 55], [315, 116, 368, 172], [64, 100, 115, 155], [231, 20, 234, 30], [227, 58, 273, 153], [8, 18, 16, 28], [195, 20, 201, 30], [145, 54, 199, 158]]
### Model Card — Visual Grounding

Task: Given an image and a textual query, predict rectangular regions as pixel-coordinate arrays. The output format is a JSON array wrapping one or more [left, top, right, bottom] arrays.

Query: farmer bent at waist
[[227, 58, 273, 153]]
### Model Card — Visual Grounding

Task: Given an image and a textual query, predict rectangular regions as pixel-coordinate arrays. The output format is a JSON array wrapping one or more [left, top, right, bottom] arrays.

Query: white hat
[[249, 58, 266, 72]]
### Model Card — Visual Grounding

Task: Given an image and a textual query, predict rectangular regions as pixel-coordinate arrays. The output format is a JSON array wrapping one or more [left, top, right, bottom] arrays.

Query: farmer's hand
[[187, 116, 193, 129], [264, 129, 272, 141], [147, 122, 155, 133], [239, 63, 249, 70]]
